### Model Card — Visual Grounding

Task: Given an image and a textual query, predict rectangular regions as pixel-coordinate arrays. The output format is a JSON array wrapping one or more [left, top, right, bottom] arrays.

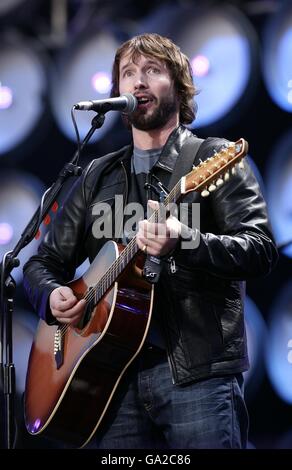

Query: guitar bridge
[[54, 326, 64, 369]]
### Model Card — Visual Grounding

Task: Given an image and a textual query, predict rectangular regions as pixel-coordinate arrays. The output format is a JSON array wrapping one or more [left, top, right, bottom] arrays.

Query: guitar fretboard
[[86, 180, 182, 305]]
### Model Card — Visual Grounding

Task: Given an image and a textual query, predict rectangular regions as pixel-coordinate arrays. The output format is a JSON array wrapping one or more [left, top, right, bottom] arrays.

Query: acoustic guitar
[[24, 138, 248, 447]]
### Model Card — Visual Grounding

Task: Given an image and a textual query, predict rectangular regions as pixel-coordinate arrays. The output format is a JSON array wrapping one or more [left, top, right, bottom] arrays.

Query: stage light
[[91, 72, 112, 94], [262, 0, 292, 112], [265, 129, 292, 258], [191, 55, 210, 78], [0, 37, 49, 157], [244, 296, 267, 402], [265, 281, 292, 405], [0, 171, 45, 284], [138, 3, 258, 129], [0, 223, 14, 245], [50, 31, 121, 143], [0, 83, 13, 109]]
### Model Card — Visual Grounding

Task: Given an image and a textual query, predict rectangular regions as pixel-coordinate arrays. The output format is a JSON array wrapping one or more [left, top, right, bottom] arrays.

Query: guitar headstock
[[182, 138, 248, 197]]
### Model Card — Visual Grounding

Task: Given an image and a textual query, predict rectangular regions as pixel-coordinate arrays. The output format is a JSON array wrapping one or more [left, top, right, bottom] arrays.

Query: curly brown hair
[[110, 33, 197, 124]]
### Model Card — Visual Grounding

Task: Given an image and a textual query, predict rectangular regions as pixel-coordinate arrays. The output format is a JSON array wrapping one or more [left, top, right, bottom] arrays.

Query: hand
[[136, 200, 181, 257], [49, 286, 86, 326]]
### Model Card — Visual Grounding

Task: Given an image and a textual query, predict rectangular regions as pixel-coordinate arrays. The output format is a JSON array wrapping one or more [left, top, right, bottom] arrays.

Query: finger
[[140, 222, 170, 238], [51, 286, 78, 310], [166, 216, 181, 238], [53, 299, 86, 319], [147, 200, 159, 211], [58, 286, 76, 300], [62, 299, 86, 317], [52, 296, 78, 312], [137, 236, 164, 253], [136, 237, 147, 251]]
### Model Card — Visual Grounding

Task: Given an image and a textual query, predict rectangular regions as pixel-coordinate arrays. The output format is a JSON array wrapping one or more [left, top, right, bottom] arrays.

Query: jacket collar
[[119, 124, 196, 173], [156, 125, 195, 173]]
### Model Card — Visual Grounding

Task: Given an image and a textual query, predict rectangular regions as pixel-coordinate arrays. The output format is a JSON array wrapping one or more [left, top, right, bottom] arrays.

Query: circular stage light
[[0, 36, 49, 157], [265, 281, 292, 405], [262, 0, 292, 112], [0, 171, 45, 284], [137, 4, 258, 130], [50, 30, 122, 143], [265, 129, 292, 258], [0, 84, 13, 109]]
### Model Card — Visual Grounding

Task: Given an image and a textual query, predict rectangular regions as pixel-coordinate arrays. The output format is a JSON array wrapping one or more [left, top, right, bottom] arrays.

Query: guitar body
[[24, 240, 154, 448]]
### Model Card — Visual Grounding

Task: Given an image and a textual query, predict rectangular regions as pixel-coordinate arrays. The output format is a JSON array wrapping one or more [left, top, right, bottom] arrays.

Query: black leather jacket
[[23, 126, 278, 385]]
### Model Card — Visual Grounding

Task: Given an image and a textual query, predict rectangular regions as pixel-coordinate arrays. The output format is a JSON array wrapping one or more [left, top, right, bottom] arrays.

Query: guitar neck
[[90, 181, 183, 304]]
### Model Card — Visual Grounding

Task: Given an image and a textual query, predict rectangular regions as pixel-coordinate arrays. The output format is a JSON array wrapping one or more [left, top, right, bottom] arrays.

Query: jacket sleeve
[[174, 139, 278, 279], [23, 163, 94, 324]]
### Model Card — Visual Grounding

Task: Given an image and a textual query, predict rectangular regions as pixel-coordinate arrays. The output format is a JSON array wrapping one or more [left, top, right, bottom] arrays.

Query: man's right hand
[[49, 286, 86, 326]]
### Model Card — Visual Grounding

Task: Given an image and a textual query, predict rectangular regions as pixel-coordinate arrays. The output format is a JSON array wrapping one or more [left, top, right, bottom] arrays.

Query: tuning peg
[[201, 189, 210, 197], [208, 184, 217, 192], [216, 178, 224, 187], [224, 172, 230, 181], [231, 167, 236, 175], [239, 160, 244, 169]]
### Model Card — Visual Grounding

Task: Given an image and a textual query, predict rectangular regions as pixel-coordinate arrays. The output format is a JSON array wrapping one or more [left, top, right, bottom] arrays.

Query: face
[[118, 53, 179, 131]]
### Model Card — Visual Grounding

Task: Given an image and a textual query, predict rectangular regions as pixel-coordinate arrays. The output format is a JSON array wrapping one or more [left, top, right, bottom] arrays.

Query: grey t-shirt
[[132, 146, 161, 175]]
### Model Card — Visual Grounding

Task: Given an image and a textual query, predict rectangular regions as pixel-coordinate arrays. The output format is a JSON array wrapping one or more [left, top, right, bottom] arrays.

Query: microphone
[[74, 93, 137, 113]]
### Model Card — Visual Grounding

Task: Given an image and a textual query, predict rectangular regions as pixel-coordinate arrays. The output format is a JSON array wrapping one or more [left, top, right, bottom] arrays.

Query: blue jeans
[[92, 346, 249, 449]]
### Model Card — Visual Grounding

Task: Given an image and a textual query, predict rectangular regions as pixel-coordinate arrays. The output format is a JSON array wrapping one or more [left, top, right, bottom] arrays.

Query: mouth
[[136, 95, 155, 110]]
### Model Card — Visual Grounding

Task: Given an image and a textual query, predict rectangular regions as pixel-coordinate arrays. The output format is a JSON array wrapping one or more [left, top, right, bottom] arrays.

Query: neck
[[132, 114, 179, 150]]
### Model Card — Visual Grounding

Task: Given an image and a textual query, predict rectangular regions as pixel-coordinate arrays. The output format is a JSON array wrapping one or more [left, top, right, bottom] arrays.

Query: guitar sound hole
[[81, 302, 94, 328], [80, 288, 95, 328]]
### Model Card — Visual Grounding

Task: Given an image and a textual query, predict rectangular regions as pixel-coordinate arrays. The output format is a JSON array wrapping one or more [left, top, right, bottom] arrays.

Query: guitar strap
[[168, 134, 205, 190], [143, 134, 205, 283]]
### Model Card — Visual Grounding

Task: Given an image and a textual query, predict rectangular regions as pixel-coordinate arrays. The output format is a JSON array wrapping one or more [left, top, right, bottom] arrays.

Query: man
[[23, 33, 278, 449]]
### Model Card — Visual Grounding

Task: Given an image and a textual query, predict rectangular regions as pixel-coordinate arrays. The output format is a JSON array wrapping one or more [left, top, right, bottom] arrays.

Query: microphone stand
[[0, 112, 105, 449]]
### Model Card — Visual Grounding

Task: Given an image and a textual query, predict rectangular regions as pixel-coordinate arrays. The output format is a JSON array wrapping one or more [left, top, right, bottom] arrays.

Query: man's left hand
[[136, 200, 181, 257]]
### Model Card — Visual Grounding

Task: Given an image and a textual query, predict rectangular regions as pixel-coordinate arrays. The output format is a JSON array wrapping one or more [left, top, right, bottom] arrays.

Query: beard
[[127, 93, 178, 131]]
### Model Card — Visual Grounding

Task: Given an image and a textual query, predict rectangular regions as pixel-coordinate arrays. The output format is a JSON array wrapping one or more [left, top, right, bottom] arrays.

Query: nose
[[134, 72, 148, 89]]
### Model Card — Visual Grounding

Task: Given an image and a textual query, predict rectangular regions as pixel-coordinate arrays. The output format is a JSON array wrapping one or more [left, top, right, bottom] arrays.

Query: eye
[[123, 69, 134, 78], [148, 66, 161, 74]]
